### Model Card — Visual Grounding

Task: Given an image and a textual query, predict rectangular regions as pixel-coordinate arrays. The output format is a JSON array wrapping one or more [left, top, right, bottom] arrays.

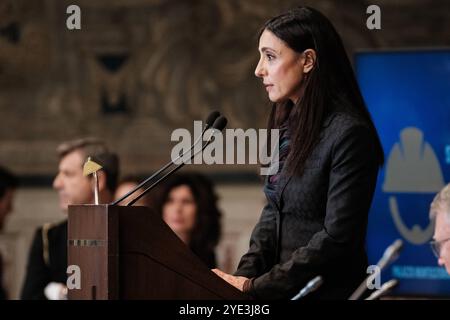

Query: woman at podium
[[213, 6, 384, 299]]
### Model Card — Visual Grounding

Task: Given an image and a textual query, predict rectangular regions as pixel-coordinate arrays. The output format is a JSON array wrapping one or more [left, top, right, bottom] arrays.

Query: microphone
[[376, 239, 403, 270], [111, 110, 221, 206], [365, 279, 398, 300], [205, 111, 222, 127], [348, 239, 403, 300], [291, 276, 323, 300], [127, 116, 228, 206]]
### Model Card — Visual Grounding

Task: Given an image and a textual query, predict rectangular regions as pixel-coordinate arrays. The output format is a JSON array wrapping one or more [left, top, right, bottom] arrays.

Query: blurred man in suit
[[0, 165, 18, 299], [430, 183, 450, 275], [21, 138, 119, 299]]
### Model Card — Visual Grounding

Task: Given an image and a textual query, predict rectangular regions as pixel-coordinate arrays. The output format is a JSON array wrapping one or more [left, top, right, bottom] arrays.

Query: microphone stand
[[365, 279, 398, 300], [348, 239, 403, 300], [127, 128, 220, 206], [291, 276, 324, 300], [111, 112, 220, 206]]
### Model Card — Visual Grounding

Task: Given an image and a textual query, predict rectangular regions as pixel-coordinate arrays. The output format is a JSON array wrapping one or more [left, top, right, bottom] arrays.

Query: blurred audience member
[[153, 173, 221, 268], [21, 138, 119, 300], [430, 183, 450, 275], [114, 175, 151, 206], [0, 165, 18, 300]]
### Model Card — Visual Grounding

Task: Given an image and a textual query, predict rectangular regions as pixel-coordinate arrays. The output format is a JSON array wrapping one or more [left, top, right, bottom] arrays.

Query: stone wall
[[1, 0, 448, 176]]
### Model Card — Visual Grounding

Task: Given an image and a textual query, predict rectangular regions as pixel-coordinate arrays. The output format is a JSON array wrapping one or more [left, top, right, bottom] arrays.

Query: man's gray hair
[[56, 137, 120, 193], [57, 137, 108, 159], [430, 183, 450, 222]]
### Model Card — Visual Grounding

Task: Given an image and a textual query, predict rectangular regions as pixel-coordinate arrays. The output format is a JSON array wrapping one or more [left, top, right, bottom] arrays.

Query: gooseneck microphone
[[376, 239, 403, 270], [291, 276, 324, 300], [348, 239, 403, 300], [111, 111, 222, 206], [127, 116, 227, 206], [365, 279, 398, 300]]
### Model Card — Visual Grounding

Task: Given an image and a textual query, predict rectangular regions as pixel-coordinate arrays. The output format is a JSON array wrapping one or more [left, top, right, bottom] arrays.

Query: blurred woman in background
[[152, 173, 221, 269]]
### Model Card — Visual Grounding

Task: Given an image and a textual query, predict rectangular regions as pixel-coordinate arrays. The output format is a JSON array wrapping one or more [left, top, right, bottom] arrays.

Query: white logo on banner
[[383, 127, 444, 244]]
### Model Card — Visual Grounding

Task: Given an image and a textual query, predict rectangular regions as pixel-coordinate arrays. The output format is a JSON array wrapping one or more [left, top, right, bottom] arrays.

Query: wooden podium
[[67, 204, 249, 300]]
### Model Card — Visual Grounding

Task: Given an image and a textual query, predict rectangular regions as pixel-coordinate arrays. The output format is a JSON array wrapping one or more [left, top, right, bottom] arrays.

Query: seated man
[[21, 138, 119, 300], [429, 183, 450, 275], [0, 166, 18, 300]]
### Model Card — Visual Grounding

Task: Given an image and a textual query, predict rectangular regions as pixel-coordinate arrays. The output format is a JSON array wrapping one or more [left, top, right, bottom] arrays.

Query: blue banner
[[356, 49, 450, 297]]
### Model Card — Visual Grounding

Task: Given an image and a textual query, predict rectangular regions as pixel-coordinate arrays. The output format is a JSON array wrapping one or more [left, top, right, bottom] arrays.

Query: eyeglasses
[[430, 238, 450, 258]]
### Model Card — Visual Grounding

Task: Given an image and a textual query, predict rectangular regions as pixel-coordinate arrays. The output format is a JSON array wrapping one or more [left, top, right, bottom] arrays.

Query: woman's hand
[[212, 268, 248, 291]]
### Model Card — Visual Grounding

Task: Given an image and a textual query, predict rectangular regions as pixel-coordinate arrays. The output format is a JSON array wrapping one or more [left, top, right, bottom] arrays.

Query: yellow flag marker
[[83, 157, 102, 204], [83, 157, 103, 176]]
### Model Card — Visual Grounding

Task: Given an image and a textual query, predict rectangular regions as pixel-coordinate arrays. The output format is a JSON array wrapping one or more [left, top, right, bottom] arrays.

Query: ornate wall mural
[[0, 0, 448, 176]]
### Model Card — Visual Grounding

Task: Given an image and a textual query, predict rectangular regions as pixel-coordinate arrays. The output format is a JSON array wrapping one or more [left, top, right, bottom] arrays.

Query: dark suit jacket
[[0, 253, 6, 300], [235, 112, 380, 300], [21, 220, 67, 300]]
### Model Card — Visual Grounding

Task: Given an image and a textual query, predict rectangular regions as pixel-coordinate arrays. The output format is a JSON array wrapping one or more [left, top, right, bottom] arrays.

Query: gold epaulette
[[41, 222, 55, 267]]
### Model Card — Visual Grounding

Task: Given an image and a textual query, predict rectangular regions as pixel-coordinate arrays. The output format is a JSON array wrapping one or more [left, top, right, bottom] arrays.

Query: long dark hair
[[262, 7, 384, 175], [152, 173, 221, 268]]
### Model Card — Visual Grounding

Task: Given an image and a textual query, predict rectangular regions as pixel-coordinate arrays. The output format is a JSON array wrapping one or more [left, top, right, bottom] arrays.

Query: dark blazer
[[0, 253, 7, 300], [235, 112, 380, 300], [21, 220, 67, 300]]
